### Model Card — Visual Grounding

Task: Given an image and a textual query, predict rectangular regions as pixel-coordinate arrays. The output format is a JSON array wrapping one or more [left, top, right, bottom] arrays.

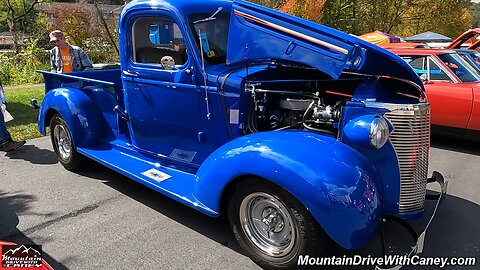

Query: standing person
[[49, 30, 93, 73], [0, 80, 25, 152]]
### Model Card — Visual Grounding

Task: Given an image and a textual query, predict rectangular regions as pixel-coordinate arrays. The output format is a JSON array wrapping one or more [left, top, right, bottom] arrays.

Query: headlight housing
[[369, 116, 391, 149], [342, 114, 393, 150]]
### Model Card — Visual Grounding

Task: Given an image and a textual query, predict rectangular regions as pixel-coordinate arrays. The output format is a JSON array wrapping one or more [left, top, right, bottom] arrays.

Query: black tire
[[228, 179, 328, 270], [50, 114, 84, 170]]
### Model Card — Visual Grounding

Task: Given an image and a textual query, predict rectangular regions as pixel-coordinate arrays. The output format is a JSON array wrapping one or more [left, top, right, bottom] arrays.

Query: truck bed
[[38, 69, 122, 93]]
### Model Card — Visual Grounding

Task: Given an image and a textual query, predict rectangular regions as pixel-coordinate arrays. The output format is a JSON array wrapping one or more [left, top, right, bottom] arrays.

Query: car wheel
[[228, 179, 328, 269], [50, 114, 84, 170]]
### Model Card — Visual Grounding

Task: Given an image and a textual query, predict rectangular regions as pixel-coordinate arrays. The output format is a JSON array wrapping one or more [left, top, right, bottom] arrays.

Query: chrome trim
[[234, 10, 349, 55], [429, 56, 458, 83], [239, 192, 296, 257], [384, 103, 430, 213], [363, 101, 428, 111]]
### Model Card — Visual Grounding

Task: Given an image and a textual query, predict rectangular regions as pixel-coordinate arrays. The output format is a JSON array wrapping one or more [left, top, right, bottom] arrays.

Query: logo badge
[[1, 244, 43, 269]]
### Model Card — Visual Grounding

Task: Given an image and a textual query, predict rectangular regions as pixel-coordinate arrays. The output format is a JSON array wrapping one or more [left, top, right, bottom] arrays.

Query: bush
[[84, 36, 119, 64], [0, 39, 50, 86]]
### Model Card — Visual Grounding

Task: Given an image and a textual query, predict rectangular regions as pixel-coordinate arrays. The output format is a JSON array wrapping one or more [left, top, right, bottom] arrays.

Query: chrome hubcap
[[54, 124, 72, 161], [239, 192, 295, 257]]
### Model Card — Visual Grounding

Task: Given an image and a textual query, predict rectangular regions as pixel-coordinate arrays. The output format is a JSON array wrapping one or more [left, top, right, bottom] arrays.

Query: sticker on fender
[[141, 169, 172, 182]]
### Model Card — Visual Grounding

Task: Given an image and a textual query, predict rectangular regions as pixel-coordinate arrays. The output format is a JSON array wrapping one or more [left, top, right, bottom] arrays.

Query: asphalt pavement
[[1, 136, 479, 269]]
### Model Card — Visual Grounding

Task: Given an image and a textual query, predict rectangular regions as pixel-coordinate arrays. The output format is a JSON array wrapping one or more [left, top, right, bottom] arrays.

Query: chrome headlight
[[343, 114, 393, 150], [369, 116, 391, 149]]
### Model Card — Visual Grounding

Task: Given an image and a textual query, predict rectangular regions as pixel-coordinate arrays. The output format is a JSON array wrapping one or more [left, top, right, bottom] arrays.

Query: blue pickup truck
[[38, 0, 447, 269]]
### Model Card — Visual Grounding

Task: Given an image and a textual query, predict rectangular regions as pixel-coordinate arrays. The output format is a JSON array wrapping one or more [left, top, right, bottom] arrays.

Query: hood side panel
[[227, 0, 424, 90], [227, 2, 361, 79]]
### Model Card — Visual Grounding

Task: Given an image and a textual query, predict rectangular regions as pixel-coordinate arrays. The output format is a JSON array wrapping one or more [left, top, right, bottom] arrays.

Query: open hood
[[447, 28, 480, 49], [227, 0, 423, 88], [468, 39, 480, 50]]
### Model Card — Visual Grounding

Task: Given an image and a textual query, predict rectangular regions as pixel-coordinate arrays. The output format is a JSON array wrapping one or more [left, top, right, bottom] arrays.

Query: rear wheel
[[228, 179, 328, 269], [50, 114, 84, 170]]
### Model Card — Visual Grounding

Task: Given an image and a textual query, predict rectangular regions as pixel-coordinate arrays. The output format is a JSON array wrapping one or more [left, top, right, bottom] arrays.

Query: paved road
[[0, 136, 479, 269]]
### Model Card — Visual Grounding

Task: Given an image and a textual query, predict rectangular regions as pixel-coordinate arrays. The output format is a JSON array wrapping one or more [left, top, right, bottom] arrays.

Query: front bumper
[[376, 171, 448, 270]]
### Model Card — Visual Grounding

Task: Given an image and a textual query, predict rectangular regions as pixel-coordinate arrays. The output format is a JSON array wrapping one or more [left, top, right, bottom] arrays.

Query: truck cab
[[37, 0, 447, 269]]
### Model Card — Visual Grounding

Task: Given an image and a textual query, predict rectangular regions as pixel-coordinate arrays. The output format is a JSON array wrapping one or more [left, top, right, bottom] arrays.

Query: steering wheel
[[160, 56, 175, 69]]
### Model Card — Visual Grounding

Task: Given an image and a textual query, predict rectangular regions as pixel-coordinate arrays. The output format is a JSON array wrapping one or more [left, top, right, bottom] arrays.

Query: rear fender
[[194, 131, 382, 249], [38, 87, 110, 148]]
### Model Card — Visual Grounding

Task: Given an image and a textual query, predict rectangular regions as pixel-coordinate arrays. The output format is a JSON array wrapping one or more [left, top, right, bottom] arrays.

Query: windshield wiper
[[193, 7, 222, 24]]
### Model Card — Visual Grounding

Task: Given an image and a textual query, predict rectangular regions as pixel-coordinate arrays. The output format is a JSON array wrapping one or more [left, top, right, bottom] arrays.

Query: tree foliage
[[48, 1, 119, 63], [253, 0, 473, 38], [1, 0, 50, 52], [470, 2, 480, 28], [50, 2, 96, 48], [279, 0, 326, 22]]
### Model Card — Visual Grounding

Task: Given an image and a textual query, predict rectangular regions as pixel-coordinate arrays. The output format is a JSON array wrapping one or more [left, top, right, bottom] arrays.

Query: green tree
[[1, 0, 49, 52], [249, 0, 286, 9], [398, 0, 471, 38], [49, 1, 118, 63], [469, 2, 480, 28], [250, 0, 472, 39]]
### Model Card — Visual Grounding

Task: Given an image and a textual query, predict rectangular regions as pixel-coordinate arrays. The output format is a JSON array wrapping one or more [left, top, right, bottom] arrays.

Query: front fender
[[194, 131, 382, 249], [38, 87, 109, 148]]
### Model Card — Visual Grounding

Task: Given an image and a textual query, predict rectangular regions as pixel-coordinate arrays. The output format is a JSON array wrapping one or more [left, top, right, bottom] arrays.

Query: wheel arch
[[41, 108, 59, 134], [38, 87, 112, 148], [195, 131, 383, 250]]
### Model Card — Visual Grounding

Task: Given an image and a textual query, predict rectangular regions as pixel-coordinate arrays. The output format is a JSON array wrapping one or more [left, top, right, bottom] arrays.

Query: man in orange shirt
[[49, 30, 93, 73]]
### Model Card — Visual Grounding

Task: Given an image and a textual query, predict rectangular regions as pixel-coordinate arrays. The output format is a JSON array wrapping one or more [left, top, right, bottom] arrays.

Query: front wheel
[[228, 180, 328, 270], [50, 114, 84, 170]]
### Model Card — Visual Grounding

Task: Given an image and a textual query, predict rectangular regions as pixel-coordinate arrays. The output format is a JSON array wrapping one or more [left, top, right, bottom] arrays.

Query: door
[[123, 15, 203, 166], [403, 55, 473, 129], [467, 85, 480, 131]]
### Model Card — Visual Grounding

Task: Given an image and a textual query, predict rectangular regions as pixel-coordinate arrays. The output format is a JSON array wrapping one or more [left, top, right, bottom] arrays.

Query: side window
[[470, 52, 480, 66], [428, 59, 451, 82], [402, 55, 451, 82], [131, 17, 188, 69], [403, 56, 428, 79], [409, 57, 426, 70]]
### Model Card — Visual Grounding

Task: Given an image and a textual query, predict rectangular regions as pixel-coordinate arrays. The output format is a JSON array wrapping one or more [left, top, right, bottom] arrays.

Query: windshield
[[189, 12, 230, 65], [437, 53, 480, 82], [462, 51, 480, 70], [468, 51, 480, 66]]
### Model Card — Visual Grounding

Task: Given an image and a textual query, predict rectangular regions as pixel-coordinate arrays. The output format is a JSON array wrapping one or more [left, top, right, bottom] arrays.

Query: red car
[[446, 28, 480, 50], [390, 48, 480, 138]]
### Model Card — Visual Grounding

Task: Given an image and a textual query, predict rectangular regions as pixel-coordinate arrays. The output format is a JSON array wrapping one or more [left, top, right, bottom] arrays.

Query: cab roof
[[121, 0, 232, 22]]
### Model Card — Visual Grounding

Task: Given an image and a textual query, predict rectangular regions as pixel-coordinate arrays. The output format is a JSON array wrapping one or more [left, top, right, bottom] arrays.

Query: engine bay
[[241, 63, 424, 136], [244, 83, 345, 135]]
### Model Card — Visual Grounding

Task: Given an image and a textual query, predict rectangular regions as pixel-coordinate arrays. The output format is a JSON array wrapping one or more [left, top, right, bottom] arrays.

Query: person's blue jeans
[[0, 107, 11, 144]]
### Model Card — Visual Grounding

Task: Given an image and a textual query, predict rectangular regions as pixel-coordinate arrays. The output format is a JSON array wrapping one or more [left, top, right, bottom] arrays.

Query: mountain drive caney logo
[[1, 244, 42, 268]]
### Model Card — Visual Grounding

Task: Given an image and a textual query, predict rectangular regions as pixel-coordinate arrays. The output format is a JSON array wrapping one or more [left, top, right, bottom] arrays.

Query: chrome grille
[[385, 103, 430, 213]]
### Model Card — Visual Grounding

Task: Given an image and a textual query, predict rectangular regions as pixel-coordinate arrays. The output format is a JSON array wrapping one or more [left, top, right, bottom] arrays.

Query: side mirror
[[419, 74, 434, 84]]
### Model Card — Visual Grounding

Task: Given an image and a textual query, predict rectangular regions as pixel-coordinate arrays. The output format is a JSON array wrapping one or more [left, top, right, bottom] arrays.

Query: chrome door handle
[[123, 70, 138, 77]]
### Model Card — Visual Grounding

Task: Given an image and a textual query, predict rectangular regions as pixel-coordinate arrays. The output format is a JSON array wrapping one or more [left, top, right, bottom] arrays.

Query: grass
[[3, 85, 45, 141]]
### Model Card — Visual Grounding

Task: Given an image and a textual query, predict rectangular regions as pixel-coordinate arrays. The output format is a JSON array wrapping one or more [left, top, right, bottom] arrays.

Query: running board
[[77, 142, 218, 216]]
